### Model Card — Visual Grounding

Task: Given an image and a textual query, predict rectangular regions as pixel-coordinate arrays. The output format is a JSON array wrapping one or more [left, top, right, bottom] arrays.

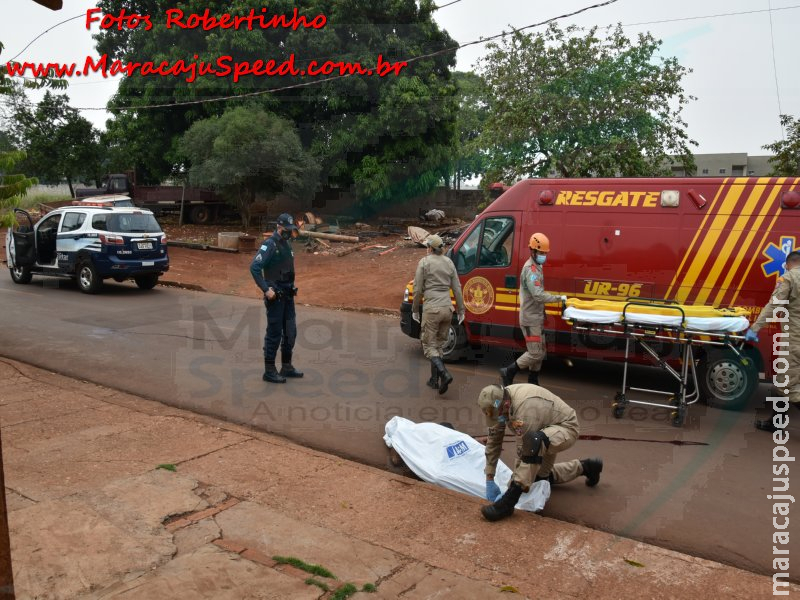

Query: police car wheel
[[9, 266, 32, 284], [134, 274, 159, 290], [698, 349, 758, 411], [76, 260, 102, 294]]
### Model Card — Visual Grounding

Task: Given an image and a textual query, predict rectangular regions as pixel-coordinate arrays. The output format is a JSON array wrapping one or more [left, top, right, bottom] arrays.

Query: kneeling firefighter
[[477, 383, 603, 522], [411, 234, 466, 395]]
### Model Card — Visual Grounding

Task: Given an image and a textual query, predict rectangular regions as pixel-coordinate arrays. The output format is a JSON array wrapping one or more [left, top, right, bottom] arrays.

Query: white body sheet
[[384, 417, 550, 512], [563, 306, 749, 333]]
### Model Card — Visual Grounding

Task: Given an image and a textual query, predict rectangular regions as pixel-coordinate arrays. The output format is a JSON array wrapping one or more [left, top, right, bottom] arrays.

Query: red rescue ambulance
[[400, 177, 800, 410]]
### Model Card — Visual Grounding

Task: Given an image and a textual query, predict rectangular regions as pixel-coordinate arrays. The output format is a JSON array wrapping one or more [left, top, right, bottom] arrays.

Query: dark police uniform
[[250, 216, 301, 381]]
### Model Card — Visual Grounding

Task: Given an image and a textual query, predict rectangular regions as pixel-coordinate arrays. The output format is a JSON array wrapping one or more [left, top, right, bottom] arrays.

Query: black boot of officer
[[500, 360, 519, 387], [481, 481, 524, 522], [431, 357, 453, 395], [527, 370, 539, 385], [263, 359, 286, 384], [280, 353, 304, 378], [581, 457, 603, 486], [426, 363, 439, 389]]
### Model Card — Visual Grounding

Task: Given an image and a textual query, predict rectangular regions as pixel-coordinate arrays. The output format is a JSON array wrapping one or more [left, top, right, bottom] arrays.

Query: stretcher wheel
[[612, 403, 625, 419], [671, 408, 686, 428]]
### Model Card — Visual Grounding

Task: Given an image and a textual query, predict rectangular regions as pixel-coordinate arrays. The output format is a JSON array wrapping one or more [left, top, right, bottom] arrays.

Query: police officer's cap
[[477, 385, 504, 425], [277, 213, 298, 231]]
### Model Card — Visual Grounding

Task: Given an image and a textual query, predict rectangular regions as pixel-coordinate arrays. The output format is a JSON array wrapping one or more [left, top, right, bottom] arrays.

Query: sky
[[1, 0, 798, 155]]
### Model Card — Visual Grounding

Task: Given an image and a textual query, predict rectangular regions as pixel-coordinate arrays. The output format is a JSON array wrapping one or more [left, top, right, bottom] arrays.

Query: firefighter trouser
[[516, 325, 546, 373], [787, 345, 800, 405], [513, 421, 581, 491], [264, 296, 297, 364], [421, 306, 451, 359]]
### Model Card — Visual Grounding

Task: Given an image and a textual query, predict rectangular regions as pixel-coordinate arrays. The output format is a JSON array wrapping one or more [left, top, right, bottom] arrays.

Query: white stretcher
[[562, 299, 751, 427]]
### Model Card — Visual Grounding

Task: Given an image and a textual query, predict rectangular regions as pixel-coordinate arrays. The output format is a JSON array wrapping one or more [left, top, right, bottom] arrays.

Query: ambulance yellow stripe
[[495, 306, 519, 312], [712, 180, 784, 307], [729, 179, 796, 307], [694, 178, 769, 305], [665, 180, 729, 299], [496, 293, 517, 304], [674, 179, 747, 303]]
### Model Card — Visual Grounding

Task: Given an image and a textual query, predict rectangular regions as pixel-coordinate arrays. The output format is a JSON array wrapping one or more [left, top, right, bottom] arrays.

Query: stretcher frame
[[565, 299, 748, 427]]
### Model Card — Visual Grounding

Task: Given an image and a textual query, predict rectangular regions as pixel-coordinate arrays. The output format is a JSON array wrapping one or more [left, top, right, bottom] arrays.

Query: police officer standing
[[411, 234, 465, 395], [500, 232, 566, 386], [250, 213, 303, 384], [477, 383, 603, 522], [746, 250, 800, 431]]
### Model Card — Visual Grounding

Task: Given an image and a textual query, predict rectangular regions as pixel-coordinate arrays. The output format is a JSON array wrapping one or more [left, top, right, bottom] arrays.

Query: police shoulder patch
[[259, 244, 268, 251]]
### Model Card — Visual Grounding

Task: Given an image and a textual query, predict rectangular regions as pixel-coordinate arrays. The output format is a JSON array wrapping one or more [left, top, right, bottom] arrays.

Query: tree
[[764, 115, 800, 176], [180, 106, 320, 227], [475, 24, 696, 182], [95, 0, 458, 209], [446, 71, 489, 190], [13, 92, 104, 196]]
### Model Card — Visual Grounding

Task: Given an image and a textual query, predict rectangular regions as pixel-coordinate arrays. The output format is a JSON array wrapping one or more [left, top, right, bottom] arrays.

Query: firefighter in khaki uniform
[[746, 250, 800, 432], [478, 384, 602, 522], [500, 233, 566, 386], [411, 235, 466, 395]]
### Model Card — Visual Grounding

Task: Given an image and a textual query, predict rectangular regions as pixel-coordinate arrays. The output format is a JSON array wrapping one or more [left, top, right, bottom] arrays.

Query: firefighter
[[478, 384, 603, 522], [250, 213, 303, 384], [411, 234, 466, 394], [499, 232, 566, 386], [746, 250, 800, 431]]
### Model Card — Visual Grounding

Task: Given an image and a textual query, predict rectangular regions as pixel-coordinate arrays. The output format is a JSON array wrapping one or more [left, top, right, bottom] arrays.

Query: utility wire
[[6, 12, 85, 63], [619, 3, 800, 27], [433, 0, 465, 9], [69, 0, 622, 112], [766, 0, 785, 140]]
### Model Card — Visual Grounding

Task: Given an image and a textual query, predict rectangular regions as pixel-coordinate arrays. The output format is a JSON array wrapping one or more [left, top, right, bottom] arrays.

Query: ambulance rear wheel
[[9, 266, 32, 284], [442, 322, 468, 363], [698, 349, 758, 411]]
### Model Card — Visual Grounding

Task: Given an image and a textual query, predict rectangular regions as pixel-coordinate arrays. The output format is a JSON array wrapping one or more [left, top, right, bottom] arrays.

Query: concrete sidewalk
[[0, 358, 791, 599]]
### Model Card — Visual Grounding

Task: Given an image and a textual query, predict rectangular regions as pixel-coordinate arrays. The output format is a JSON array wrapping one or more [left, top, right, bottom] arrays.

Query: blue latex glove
[[744, 329, 759, 343], [486, 480, 502, 502]]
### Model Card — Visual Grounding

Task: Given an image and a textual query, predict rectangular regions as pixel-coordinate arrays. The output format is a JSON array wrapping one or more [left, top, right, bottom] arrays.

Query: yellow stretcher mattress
[[563, 299, 750, 333]]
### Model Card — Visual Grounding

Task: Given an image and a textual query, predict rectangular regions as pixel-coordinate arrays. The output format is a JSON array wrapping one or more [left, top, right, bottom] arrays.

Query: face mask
[[535, 254, 547, 265]]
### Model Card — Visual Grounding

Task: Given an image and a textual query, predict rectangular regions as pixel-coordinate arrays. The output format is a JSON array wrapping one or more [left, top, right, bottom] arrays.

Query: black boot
[[581, 458, 603, 487], [527, 370, 539, 385], [426, 361, 439, 389], [481, 481, 524, 522], [263, 360, 286, 384], [432, 357, 453, 395], [280, 353, 303, 378], [499, 360, 519, 387], [755, 408, 778, 432]]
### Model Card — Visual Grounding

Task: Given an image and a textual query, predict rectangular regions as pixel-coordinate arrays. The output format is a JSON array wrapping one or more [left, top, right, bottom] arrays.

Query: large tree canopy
[[475, 24, 696, 182], [95, 0, 458, 210], [180, 106, 320, 227], [12, 92, 104, 195], [764, 115, 800, 176]]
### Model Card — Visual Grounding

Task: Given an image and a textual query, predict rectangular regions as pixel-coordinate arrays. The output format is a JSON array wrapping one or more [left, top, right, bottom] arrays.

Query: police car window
[[61, 212, 86, 232], [107, 213, 161, 233], [92, 214, 108, 231], [478, 217, 514, 268], [454, 225, 482, 275]]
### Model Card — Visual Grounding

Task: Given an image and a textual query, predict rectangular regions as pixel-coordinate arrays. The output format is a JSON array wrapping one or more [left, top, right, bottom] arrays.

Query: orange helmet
[[529, 233, 550, 253]]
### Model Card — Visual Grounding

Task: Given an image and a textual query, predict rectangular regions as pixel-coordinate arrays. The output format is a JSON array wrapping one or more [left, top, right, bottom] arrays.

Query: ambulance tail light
[[688, 189, 707, 209], [781, 190, 800, 209], [100, 234, 124, 245], [660, 190, 680, 207], [539, 190, 554, 205]]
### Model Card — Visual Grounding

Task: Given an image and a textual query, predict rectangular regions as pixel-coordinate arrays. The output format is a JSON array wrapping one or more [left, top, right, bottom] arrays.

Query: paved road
[[0, 273, 795, 578]]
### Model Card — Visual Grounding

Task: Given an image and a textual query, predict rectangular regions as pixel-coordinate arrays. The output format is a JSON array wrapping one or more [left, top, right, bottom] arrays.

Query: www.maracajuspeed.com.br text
[[6, 53, 409, 84]]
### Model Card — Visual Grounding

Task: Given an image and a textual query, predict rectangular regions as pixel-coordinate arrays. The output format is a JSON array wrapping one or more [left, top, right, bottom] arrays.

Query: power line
[[433, 0, 465, 9], [766, 0, 785, 140], [70, 0, 622, 112], [7, 12, 85, 63], [619, 4, 800, 27]]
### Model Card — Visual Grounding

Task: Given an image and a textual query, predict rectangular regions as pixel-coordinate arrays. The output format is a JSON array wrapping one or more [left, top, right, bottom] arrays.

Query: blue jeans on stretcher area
[[263, 296, 297, 364]]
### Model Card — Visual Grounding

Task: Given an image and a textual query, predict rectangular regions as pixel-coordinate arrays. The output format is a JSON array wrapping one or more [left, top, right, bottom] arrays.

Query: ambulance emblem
[[762, 236, 796, 280], [463, 276, 494, 315]]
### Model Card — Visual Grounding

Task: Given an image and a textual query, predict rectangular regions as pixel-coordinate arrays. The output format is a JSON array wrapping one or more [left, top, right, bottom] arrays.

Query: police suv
[[6, 203, 169, 294]]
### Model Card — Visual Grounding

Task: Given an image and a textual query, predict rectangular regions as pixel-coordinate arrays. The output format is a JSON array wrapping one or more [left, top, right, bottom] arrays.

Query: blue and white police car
[[6, 202, 169, 294]]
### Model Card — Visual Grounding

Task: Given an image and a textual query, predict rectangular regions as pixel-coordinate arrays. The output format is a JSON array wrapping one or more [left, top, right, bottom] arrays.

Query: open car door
[[8, 209, 36, 267]]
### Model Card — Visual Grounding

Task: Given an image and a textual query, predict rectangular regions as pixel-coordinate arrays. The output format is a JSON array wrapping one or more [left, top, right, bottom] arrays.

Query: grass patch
[[304, 578, 330, 592], [156, 463, 177, 472], [331, 583, 358, 600], [362, 583, 377, 593], [272, 555, 336, 579], [19, 193, 72, 209]]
